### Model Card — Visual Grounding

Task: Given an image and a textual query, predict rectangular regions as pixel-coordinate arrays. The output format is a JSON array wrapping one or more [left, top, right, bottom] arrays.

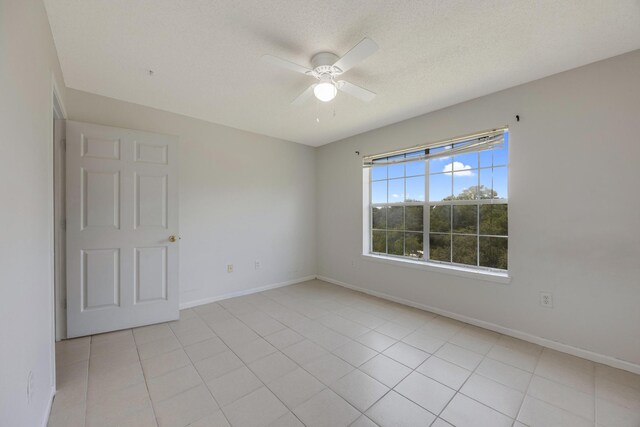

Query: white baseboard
[[179, 275, 316, 310], [42, 386, 56, 427], [317, 275, 640, 375]]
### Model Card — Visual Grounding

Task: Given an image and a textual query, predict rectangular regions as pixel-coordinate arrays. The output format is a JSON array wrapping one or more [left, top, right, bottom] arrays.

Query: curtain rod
[[362, 126, 508, 161]]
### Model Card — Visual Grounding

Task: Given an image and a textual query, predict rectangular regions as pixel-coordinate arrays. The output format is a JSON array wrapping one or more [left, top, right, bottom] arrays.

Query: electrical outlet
[[227, 264, 233, 273], [540, 292, 553, 308], [254, 260, 261, 270]]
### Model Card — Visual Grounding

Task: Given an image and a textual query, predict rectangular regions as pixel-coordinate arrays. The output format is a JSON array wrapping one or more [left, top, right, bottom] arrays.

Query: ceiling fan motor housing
[[311, 52, 342, 76]]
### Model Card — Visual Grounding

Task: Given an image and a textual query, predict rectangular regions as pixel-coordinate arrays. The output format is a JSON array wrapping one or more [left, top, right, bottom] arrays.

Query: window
[[367, 129, 508, 272]]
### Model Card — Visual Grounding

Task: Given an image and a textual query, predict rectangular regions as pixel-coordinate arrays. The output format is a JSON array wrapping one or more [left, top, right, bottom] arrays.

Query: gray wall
[[316, 50, 640, 369], [65, 89, 317, 307], [0, 0, 67, 425]]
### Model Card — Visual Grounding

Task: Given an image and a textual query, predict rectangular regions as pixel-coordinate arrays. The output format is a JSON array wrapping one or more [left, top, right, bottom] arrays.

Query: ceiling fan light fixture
[[314, 82, 337, 102]]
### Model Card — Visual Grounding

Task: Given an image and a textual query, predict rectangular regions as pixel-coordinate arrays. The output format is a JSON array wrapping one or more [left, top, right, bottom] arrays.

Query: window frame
[[369, 152, 427, 258], [366, 131, 509, 275]]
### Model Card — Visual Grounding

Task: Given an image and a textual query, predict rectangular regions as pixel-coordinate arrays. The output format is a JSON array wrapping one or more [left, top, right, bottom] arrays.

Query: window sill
[[360, 253, 511, 284]]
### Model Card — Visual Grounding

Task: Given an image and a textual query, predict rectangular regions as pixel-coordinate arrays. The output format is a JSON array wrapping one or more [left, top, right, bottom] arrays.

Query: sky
[[371, 133, 509, 203]]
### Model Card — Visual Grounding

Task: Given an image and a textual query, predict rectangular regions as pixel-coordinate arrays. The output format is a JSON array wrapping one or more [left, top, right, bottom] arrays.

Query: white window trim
[[361, 253, 511, 284]]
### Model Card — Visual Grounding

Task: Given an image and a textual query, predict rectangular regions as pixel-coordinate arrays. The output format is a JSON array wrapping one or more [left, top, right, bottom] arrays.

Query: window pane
[[405, 159, 425, 177], [372, 206, 387, 230], [452, 235, 477, 266], [479, 167, 508, 199], [405, 176, 425, 202], [477, 168, 495, 199], [371, 181, 387, 204], [405, 206, 423, 231], [479, 204, 508, 236], [452, 204, 477, 233], [388, 231, 404, 255], [372, 230, 386, 253], [429, 234, 450, 262], [479, 236, 508, 269], [406, 150, 426, 159], [452, 151, 478, 170], [453, 172, 478, 200], [388, 155, 404, 179], [429, 173, 452, 202], [388, 206, 404, 230], [493, 167, 508, 200], [480, 133, 508, 168], [388, 178, 404, 203], [429, 205, 451, 233], [371, 165, 387, 181], [405, 232, 424, 258], [429, 145, 453, 164]]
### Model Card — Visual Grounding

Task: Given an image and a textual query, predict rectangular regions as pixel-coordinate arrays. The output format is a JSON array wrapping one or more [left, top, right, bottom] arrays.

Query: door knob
[[169, 235, 179, 242]]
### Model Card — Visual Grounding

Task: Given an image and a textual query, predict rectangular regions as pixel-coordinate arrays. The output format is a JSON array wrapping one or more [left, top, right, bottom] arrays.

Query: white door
[[66, 121, 179, 337]]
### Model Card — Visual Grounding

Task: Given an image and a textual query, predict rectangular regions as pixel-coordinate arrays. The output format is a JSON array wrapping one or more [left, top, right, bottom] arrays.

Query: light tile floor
[[49, 279, 640, 427]]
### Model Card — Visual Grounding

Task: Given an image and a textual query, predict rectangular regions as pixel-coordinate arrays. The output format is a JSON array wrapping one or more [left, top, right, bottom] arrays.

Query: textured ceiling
[[44, 0, 640, 146]]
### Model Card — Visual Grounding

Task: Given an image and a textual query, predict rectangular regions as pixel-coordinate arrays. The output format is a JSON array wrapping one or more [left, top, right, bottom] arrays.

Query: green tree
[[372, 184, 507, 270]]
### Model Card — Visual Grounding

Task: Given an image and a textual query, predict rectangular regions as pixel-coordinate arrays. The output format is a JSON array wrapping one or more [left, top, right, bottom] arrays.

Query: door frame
[[53, 115, 66, 341], [50, 77, 66, 398]]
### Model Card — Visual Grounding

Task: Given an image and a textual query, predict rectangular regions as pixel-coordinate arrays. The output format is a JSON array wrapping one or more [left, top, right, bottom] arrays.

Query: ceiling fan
[[262, 37, 378, 105]]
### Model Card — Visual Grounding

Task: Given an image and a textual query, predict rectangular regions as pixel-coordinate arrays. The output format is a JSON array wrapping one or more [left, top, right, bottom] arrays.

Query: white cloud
[[443, 161, 474, 176]]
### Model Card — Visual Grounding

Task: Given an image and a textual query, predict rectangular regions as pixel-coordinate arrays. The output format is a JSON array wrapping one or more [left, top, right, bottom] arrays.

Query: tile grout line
[[174, 310, 232, 426], [351, 318, 439, 421], [132, 329, 161, 427], [235, 287, 419, 424], [283, 290, 457, 422], [455, 342, 533, 422], [342, 282, 611, 421], [382, 324, 527, 423], [83, 336, 91, 427], [223, 293, 363, 425], [511, 343, 544, 426], [209, 295, 321, 421], [192, 302, 306, 426]]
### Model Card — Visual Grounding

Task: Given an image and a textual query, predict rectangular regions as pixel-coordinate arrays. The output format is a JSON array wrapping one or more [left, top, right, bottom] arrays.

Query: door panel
[[135, 141, 167, 164], [135, 173, 167, 229], [66, 120, 179, 337], [82, 248, 120, 309], [135, 246, 167, 303], [82, 169, 120, 229], [81, 135, 120, 160]]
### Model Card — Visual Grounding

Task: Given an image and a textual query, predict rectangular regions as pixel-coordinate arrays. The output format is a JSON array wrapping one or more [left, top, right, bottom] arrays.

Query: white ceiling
[[45, 0, 640, 146]]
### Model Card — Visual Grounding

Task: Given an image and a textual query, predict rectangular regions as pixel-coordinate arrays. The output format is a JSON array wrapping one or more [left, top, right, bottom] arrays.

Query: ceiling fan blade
[[332, 38, 378, 73], [262, 54, 313, 75], [292, 84, 316, 105], [336, 80, 376, 102]]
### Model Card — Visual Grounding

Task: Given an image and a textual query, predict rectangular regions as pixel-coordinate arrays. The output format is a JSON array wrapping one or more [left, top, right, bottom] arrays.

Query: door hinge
[[61, 138, 66, 151], [61, 219, 66, 230], [62, 299, 67, 310]]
